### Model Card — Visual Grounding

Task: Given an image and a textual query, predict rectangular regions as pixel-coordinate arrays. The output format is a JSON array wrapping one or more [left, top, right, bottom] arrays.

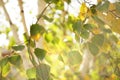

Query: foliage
[[0, 0, 120, 80]]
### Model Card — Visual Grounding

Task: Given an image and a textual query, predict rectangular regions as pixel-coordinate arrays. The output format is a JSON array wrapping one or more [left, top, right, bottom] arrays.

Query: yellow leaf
[[109, 3, 116, 11], [79, 13, 86, 21], [79, 3, 88, 21], [80, 3, 88, 13], [31, 33, 41, 41]]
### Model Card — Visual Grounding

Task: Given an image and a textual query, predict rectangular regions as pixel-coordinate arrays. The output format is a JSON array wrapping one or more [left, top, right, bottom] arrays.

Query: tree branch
[[36, 2, 52, 24], [18, 0, 29, 35], [1, 0, 20, 43], [84, 0, 94, 6]]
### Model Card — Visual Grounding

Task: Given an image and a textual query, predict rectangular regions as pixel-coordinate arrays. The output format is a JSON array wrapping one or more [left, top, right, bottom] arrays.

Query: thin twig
[[1, 0, 20, 43], [18, 0, 29, 35], [36, 2, 52, 24], [84, 0, 94, 6], [109, 10, 120, 18], [77, 0, 82, 4]]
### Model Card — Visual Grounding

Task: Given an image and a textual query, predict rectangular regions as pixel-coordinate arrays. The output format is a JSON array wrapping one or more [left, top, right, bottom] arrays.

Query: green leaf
[[96, 0, 110, 12], [34, 48, 47, 61], [26, 67, 36, 79], [8, 37, 16, 47], [72, 20, 82, 34], [91, 34, 104, 47], [88, 42, 99, 56], [36, 64, 50, 80], [8, 54, 22, 67], [80, 29, 89, 39], [30, 24, 45, 36], [2, 63, 10, 77], [0, 57, 9, 67], [12, 45, 25, 51], [83, 24, 95, 30], [68, 50, 82, 65]]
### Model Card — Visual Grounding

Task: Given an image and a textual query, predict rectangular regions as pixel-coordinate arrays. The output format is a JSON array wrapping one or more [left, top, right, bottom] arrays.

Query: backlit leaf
[[26, 67, 36, 79], [2, 63, 10, 77], [44, 32, 53, 42]]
